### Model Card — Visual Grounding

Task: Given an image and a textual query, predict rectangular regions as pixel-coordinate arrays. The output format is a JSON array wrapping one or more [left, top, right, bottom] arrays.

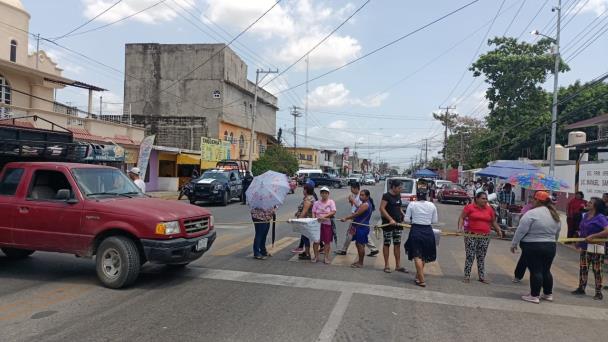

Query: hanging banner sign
[[201, 137, 230, 162], [579, 163, 608, 199], [137, 135, 155, 179]]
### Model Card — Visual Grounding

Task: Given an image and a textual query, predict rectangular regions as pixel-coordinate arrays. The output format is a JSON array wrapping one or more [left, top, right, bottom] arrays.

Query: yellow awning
[[177, 153, 201, 165], [200, 160, 216, 169]]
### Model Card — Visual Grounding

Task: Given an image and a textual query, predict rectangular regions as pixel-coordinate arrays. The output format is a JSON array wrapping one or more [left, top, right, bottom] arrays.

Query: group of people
[[248, 176, 608, 303]]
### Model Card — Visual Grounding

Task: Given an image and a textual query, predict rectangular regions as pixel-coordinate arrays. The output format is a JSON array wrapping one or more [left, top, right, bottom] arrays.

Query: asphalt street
[[1, 183, 607, 342]]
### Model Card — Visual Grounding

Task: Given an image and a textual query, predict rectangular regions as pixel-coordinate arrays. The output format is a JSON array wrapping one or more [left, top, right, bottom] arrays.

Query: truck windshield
[[72, 168, 143, 197]]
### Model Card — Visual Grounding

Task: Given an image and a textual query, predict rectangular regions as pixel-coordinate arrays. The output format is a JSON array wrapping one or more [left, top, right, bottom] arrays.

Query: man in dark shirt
[[379, 179, 407, 273], [241, 171, 254, 204]]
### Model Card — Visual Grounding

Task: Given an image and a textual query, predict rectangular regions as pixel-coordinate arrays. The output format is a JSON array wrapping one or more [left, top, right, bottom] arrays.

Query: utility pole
[[305, 54, 309, 147], [248, 68, 279, 171], [99, 96, 103, 116], [439, 106, 456, 179], [424, 139, 428, 166], [549, 0, 561, 178], [291, 106, 303, 154]]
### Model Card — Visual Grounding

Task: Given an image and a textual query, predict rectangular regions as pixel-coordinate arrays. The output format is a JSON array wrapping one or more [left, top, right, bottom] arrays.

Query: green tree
[[252, 145, 299, 176], [469, 37, 569, 161], [445, 115, 489, 168], [556, 80, 608, 144]]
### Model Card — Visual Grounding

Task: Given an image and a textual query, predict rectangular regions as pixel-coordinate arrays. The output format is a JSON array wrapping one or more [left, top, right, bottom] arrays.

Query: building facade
[[0, 0, 144, 164], [123, 43, 278, 161], [290, 147, 320, 169]]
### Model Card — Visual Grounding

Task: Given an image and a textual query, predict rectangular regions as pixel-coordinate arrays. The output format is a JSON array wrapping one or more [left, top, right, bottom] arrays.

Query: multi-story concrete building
[[0, 0, 144, 168], [123, 43, 278, 163], [290, 147, 320, 169]]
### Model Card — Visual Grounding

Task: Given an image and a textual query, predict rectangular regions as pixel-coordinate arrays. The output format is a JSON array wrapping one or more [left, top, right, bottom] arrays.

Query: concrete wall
[[0, 1, 29, 64], [124, 43, 277, 143], [130, 115, 207, 150]]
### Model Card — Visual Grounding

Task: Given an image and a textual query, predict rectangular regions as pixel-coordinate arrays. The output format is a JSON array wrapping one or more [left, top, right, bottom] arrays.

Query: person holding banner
[[571, 198, 608, 301], [295, 184, 316, 261], [341, 189, 375, 269], [313, 187, 337, 264]]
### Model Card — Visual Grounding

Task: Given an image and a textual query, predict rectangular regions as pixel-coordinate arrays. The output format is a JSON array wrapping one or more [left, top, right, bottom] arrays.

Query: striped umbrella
[[507, 172, 570, 192]]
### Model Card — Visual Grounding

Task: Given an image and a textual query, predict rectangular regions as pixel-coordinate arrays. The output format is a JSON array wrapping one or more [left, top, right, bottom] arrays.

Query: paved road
[[1, 183, 607, 342]]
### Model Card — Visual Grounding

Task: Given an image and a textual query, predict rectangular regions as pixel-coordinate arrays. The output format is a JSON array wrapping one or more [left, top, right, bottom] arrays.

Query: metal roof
[[564, 113, 608, 130]]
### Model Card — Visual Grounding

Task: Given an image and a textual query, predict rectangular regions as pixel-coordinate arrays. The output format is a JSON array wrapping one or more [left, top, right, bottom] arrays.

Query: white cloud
[[576, 0, 608, 15], [203, 0, 295, 39], [328, 120, 347, 129], [81, 0, 195, 25], [276, 34, 361, 70], [308, 83, 389, 108], [42, 47, 84, 76], [202, 0, 362, 70]]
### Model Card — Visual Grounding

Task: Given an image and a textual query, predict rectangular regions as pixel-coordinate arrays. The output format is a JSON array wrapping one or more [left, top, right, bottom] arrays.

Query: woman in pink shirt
[[313, 187, 337, 264]]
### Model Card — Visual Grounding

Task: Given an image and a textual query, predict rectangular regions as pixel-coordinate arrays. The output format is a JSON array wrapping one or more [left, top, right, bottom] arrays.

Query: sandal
[[324, 258, 331, 264], [384, 267, 392, 273], [351, 263, 362, 268], [253, 255, 266, 260], [478, 278, 490, 284], [463, 277, 470, 283], [396, 267, 409, 274], [311, 257, 318, 263], [415, 280, 427, 287]]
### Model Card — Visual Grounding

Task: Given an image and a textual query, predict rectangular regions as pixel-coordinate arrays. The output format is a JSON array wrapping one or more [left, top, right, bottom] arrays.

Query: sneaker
[[367, 250, 379, 257], [291, 247, 304, 254], [521, 294, 540, 304], [593, 293, 603, 301], [571, 287, 586, 295], [540, 294, 554, 302], [334, 250, 347, 255], [512, 278, 522, 283]]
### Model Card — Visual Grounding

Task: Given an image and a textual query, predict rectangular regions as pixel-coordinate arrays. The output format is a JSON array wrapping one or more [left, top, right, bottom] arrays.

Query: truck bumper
[[190, 192, 224, 203], [141, 230, 217, 264]]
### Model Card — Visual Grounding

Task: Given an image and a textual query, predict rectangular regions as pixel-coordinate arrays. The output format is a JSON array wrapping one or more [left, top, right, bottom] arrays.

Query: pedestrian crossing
[[206, 231, 582, 289]]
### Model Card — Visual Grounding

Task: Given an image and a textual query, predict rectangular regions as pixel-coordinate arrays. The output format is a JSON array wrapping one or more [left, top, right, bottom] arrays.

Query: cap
[[320, 186, 330, 193], [534, 191, 550, 202], [128, 167, 141, 175]]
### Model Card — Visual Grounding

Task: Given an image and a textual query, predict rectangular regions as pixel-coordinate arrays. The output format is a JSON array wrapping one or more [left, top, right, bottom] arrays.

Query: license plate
[[196, 238, 208, 251]]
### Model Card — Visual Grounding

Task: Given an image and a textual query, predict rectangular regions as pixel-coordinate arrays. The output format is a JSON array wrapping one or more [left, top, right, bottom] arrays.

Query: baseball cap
[[320, 186, 330, 193], [128, 167, 141, 175], [534, 191, 550, 202]]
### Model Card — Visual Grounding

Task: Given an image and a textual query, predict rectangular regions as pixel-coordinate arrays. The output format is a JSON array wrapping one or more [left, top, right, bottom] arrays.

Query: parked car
[[362, 174, 376, 185], [384, 177, 417, 207], [0, 162, 215, 288], [347, 173, 363, 186], [188, 169, 243, 206], [296, 169, 323, 185], [437, 183, 470, 204], [308, 173, 346, 188]]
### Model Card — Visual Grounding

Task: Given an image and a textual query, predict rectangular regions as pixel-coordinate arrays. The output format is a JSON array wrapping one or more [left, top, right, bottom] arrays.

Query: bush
[[252, 145, 298, 176]]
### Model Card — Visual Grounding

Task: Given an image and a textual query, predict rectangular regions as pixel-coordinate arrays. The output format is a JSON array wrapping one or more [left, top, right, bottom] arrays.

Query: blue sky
[[21, 0, 608, 169]]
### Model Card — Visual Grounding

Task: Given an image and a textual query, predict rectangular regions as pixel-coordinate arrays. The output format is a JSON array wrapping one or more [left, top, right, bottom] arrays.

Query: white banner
[[579, 163, 608, 199], [288, 218, 321, 242]]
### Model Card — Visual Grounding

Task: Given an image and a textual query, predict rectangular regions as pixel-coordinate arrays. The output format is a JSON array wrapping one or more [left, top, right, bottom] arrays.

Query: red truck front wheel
[[96, 236, 141, 289]]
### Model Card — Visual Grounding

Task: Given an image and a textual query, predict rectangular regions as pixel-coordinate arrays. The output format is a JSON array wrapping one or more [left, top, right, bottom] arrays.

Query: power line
[[503, 0, 527, 36], [439, 0, 507, 107], [564, 15, 608, 61], [562, 8, 608, 54], [274, 0, 482, 95], [261, 0, 371, 88], [51, 0, 123, 40], [517, 0, 550, 39], [561, 0, 591, 29], [56, 0, 168, 39]]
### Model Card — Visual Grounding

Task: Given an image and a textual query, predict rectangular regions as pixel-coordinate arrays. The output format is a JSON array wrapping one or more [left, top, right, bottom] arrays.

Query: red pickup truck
[[0, 162, 216, 288]]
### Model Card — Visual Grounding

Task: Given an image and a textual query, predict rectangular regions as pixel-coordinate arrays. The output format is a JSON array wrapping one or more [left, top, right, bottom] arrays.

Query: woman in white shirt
[[403, 189, 439, 287]]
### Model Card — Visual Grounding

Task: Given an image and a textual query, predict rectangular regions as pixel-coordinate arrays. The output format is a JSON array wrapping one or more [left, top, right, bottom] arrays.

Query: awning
[[477, 161, 540, 179], [414, 168, 439, 178], [177, 153, 201, 165]]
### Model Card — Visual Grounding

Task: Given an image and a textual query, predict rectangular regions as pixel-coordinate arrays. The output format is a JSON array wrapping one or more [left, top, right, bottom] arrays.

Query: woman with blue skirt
[[404, 189, 439, 287]]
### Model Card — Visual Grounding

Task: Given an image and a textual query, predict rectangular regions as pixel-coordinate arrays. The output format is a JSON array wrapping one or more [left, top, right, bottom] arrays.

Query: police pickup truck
[[187, 169, 243, 206]]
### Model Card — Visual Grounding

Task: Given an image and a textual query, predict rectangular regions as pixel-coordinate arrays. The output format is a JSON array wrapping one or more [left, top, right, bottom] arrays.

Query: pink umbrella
[[245, 171, 290, 210]]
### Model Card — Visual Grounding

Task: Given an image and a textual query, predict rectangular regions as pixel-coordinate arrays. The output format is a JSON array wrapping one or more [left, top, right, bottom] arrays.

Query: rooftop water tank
[[547, 144, 569, 161], [568, 131, 586, 146]]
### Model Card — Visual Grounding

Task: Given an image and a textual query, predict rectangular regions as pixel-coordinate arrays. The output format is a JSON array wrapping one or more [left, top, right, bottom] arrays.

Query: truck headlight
[[209, 215, 214, 228], [155, 221, 181, 235], [214, 184, 223, 190]]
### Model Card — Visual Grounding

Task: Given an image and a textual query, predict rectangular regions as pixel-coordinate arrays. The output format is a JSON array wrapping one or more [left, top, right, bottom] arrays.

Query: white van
[[296, 169, 323, 185]]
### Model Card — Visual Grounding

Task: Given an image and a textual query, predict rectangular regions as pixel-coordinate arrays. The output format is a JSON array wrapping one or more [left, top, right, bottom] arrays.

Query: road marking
[[247, 237, 299, 257], [317, 291, 352, 342], [211, 237, 253, 256], [186, 268, 608, 321]]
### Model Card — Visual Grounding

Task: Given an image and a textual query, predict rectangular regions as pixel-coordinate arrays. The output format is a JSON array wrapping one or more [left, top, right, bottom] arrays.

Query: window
[[307, 155, 313, 161], [0, 74, 11, 118], [0, 168, 24, 195], [239, 135, 245, 148], [27, 170, 73, 201], [224, 130, 228, 141], [229, 132, 234, 143], [9, 40, 17, 62]]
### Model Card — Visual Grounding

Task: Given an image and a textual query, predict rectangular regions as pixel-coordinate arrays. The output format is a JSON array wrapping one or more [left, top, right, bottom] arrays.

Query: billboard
[[201, 137, 231, 162]]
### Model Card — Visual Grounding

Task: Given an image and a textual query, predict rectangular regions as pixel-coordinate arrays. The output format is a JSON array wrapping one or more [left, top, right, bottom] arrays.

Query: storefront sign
[[137, 135, 155, 179], [201, 137, 230, 162], [83, 143, 125, 162], [579, 163, 608, 198]]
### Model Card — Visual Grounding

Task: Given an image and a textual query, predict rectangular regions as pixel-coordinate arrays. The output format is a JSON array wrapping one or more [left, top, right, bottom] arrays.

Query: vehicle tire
[[1, 247, 34, 259], [333, 182, 341, 189], [222, 191, 229, 206], [96, 236, 141, 289], [189, 199, 196, 205]]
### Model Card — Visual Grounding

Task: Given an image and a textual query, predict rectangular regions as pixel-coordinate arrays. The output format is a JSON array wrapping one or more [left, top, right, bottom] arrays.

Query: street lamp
[[532, 0, 561, 178]]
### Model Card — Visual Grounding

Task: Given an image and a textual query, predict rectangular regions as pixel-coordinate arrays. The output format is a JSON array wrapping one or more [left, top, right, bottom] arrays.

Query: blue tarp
[[414, 168, 439, 178], [476, 161, 540, 179]]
